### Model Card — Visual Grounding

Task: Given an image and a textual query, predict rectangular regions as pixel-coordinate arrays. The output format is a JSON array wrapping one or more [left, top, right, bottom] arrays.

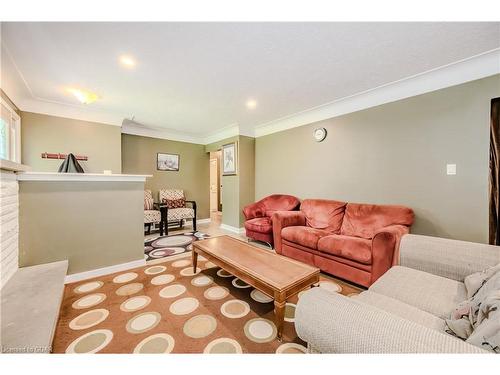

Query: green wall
[[238, 136, 256, 225], [205, 135, 255, 228], [122, 133, 210, 219], [21, 112, 122, 173], [255, 75, 500, 243], [19, 181, 144, 274]]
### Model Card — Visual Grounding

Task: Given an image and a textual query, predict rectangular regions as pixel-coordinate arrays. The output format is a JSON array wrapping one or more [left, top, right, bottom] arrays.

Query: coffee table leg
[[274, 292, 286, 341], [192, 249, 198, 273]]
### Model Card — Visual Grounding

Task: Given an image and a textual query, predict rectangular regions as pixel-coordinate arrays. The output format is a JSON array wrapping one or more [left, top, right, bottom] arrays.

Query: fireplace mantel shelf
[[17, 172, 152, 182]]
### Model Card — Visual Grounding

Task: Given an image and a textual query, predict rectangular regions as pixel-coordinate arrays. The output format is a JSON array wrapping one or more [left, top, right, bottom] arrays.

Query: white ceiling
[[1, 22, 500, 141]]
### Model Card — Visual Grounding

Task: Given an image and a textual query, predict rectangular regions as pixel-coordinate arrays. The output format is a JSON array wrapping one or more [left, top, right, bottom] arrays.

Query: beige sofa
[[295, 234, 500, 353]]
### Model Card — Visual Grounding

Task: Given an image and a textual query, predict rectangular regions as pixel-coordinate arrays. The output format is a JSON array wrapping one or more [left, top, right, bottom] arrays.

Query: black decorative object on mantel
[[58, 153, 85, 173]]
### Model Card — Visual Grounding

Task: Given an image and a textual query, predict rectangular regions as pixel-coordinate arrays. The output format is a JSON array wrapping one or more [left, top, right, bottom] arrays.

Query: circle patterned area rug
[[54, 254, 361, 353], [143, 232, 210, 261]]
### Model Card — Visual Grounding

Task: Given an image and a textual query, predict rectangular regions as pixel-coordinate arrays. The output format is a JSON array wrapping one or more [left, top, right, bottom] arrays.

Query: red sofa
[[243, 194, 300, 246], [272, 199, 414, 287]]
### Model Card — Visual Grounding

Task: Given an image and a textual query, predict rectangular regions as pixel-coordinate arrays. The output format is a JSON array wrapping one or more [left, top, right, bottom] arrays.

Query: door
[[210, 157, 219, 212]]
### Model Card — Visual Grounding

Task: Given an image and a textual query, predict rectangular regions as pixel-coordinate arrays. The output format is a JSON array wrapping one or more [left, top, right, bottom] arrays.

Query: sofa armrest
[[242, 202, 265, 220], [271, 211, 306, 253], [295, 288, 486, 353], [370, 225, 409, 283], [400, 234, 500, 281]]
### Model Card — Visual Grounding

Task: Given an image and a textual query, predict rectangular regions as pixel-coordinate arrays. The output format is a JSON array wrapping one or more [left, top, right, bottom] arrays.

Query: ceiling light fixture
[[66, 88, 99, 104], [246, 99, 257, 110], [119, 55, 136, 68]]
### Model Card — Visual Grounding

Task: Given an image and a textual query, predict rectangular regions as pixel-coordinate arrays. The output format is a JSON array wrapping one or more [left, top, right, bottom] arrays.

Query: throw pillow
[[468, 266, 500, 307], [464, 263, 500, 299], [163, 198, 185, 209], [446, 263, 500, 352], [466, 290, 500, 353], [445, 300, 474, 339], [144, 197, 154, 210]]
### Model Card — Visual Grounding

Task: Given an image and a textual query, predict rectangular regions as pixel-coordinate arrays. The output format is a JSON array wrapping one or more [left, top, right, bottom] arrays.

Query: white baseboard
[[173, 218, 211, 228], [196, 218, 212, 225], [219, 223, 245, 235], [64, 258, 146, 284]]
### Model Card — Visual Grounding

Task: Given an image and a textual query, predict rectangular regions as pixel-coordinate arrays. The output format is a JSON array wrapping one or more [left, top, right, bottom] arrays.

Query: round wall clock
[[313, 127, 327, 142]]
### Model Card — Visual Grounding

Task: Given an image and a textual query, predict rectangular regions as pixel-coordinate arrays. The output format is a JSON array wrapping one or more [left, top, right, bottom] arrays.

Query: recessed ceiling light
[[246, 99, 257, 109], [119, 55, 136, 68], [66, 88, 99, 104]]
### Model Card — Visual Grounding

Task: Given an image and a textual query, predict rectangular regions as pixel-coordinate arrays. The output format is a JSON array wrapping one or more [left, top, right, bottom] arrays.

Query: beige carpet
[[53, 254, 361, 353]]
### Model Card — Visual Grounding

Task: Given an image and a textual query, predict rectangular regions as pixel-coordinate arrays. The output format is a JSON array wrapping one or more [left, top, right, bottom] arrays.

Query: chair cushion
[[340, 203, 414, 239], [159, 189, 184, 202], [164, 198, 186, 208], [300, 199, 347, 233], [144, 197, 154, 210], [355, 291, 446, 331], [317, 234, 372, 265], [244, 217, 273, 234], [144, 210, 161, 224], [281, 226, 330, 249], [370, 266, 467, 319], [167, 207, 195, 221], [243, 195, 300, 220], [261, 194, 300, 212]]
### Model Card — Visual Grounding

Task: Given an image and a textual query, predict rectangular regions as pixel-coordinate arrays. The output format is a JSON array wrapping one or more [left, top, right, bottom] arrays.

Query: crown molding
[[18, 98, 124, 127], [122, 121, 244, 145], [2, 41, 124, 127], [121, 121, 204, 144], [254, 48, 500, 138], [4, 35, 499, 144], [202, 124, 240, 144]]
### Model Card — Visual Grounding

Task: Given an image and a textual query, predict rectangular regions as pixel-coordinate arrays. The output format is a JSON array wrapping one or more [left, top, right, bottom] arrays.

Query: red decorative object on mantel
[[41, 152, 88, 161]]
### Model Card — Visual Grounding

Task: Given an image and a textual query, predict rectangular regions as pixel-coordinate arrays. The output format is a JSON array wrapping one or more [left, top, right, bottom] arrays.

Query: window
[[0, 98, 21, 163]]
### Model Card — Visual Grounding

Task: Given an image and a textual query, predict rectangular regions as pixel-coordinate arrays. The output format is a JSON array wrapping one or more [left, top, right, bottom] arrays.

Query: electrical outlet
[[446, 164, 457, 175]]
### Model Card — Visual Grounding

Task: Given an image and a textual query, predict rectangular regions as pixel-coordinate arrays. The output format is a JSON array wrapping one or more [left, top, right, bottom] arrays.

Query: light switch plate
[[446, 164, 457, 175]]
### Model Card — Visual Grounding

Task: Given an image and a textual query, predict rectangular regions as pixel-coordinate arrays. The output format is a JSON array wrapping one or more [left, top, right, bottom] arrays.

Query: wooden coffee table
[[192, 235, 320, 340]]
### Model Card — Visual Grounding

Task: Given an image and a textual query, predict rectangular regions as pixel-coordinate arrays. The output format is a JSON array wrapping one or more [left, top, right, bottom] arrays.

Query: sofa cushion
[[281, 226, 330, 249], [317, 235, 372, 265], [300, 199, 347, 233], [355, 291, 446, 331], [244, 217, 273, 234], [340, 203, 414, 239], [369, 266, 467, 319]]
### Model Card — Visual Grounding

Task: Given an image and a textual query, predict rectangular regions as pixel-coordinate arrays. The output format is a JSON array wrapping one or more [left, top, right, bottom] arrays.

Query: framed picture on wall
[[157, 153, 180, 171], [222, 142, 237, 175]]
